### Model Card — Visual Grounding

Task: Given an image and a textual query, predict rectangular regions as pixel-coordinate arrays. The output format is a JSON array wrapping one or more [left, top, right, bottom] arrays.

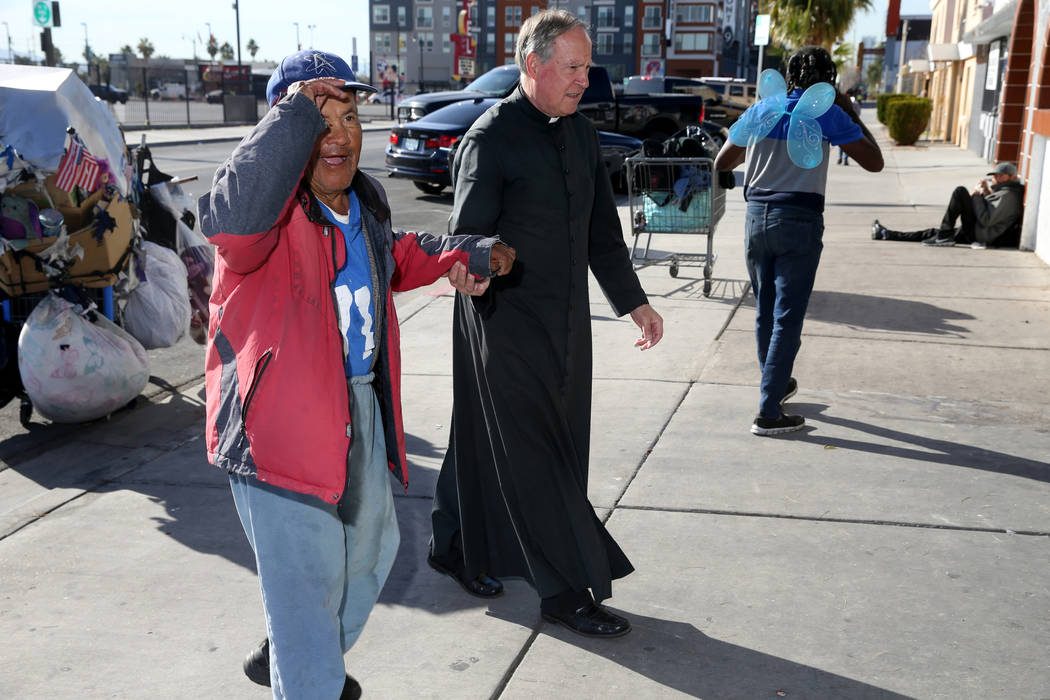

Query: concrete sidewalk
[[1, 113, 1047, 699]]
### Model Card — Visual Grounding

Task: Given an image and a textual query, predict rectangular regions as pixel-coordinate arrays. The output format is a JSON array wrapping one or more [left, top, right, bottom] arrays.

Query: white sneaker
[[971, 242, 987, 249]]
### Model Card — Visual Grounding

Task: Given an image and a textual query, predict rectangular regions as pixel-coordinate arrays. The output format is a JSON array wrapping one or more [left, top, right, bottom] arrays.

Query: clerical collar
[[549, 117, 559, 124]]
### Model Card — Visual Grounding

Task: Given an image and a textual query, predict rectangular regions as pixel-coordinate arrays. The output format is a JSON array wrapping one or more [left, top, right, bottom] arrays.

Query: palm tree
[[207, 35, 219, 62], [219, 42, 235, 61], [765, 0, 874, 49], [137, 37, 155, 62], [246, 38, 259, 60]]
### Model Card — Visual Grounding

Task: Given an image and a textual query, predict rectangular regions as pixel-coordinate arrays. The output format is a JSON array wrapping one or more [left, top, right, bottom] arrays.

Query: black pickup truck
[[396, 65, 704, 140]]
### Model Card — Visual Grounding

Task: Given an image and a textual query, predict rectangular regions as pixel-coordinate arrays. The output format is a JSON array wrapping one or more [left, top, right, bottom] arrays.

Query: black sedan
[[385, 97, 642, 196]]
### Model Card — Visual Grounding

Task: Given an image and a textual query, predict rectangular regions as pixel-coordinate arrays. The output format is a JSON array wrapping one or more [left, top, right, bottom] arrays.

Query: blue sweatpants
[[229, 375, 400, 699]]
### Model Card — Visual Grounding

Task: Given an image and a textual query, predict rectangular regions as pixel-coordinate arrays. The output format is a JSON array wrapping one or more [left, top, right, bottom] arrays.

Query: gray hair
[[515, 9, 588, 73]]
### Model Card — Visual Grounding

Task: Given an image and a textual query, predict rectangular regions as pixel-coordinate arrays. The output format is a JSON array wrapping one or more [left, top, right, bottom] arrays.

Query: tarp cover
[[0, 65, 130, 196]]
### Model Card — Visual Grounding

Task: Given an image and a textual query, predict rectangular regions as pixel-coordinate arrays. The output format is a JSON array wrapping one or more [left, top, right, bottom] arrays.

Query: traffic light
[[51, 1, 61, 27]]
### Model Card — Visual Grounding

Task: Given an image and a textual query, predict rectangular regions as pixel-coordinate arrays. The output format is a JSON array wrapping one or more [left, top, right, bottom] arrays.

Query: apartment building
[[369, 0, 726, 92]]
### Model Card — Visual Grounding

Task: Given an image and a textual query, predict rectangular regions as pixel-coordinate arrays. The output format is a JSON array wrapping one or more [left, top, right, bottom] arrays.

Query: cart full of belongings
[[0, 65, 214, 427]]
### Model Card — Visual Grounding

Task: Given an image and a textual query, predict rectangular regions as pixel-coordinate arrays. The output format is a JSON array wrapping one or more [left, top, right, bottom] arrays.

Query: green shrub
[[876, 93, 910, 124], [886, 97, 932, 146]]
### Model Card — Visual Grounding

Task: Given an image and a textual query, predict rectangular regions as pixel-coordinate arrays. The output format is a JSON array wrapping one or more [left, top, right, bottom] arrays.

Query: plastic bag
[[150, 182, 214, 345], [123, 241, 191, 349], [18, 293, 149, 423]]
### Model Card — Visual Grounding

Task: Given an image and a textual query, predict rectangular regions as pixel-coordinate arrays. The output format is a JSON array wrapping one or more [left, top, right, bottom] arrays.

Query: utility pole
[[308, 24, 315, 49], [294, 22, 300, 51], [895, 19, 910, 93], [80, 21, 89, 76], [233, 1, 242, 67], [2, 22, 12, 64]]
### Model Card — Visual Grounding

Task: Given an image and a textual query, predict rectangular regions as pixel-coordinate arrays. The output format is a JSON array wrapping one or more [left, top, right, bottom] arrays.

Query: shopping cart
[[626, 152, 725, 296]]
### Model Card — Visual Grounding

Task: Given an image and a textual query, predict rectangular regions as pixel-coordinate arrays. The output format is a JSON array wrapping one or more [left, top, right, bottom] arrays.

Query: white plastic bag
[[151, 182, 214, 344], [123, 241, 191, 349], [18, 293, 149, 423]]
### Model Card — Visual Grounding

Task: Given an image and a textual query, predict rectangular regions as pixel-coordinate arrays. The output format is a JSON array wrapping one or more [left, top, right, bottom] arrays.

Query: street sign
[[754, 14, 771, 46], [32, 0, 52, 27]]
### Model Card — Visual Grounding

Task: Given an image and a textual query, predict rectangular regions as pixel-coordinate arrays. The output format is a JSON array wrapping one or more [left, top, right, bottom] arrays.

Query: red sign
[[452, 0, 476, 79]]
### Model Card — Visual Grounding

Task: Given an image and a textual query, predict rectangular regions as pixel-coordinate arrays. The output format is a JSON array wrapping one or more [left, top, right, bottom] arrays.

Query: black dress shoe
[[243, 638, 362, 699], [427, 554, 503, 598], [541, 603, 632, 638]]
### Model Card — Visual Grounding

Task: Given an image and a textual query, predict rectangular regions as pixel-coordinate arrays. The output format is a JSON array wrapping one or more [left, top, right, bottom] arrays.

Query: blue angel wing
[[757, 69, 787, 99], [728, 69, 788, 147], [786, 82, 836, 169]]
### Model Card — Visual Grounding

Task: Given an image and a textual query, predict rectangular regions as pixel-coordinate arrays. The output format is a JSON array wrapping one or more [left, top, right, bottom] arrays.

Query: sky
[[0, 0, 934, 70]]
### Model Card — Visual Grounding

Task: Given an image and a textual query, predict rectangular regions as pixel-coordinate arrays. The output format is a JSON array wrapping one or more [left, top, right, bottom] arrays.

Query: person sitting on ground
[[872, 162, 1024, 248]]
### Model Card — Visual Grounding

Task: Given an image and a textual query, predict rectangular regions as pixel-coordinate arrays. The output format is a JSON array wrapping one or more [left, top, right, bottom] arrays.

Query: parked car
[[385, 97, 642, 196], [205, 89, 230, 104], [149, 83, 187, 100], [396, 65, 520, 122], [88, 84, 129, 104], [397, 64, 705, 141], [368, 88, 403, 105], [623, 74, 757, 126], [697, 77, 757, 125]]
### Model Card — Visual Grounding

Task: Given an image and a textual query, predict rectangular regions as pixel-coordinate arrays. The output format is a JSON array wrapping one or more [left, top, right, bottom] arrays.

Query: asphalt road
[[0, 137, 456, 465]]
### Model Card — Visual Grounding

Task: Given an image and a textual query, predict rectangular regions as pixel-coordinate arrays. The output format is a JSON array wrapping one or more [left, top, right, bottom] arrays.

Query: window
[[643, 6, 662, 29], [532, 6, 542, 17], [442, 6, 451, 25], [674, 32, 712, 52], [418, 32, 434, 50], [373, 5, 390, 23], [642, 33, 661, 55], [577, 6, 588, 20], [442, 33, 452, 53], [505, 32, 517, 54], [675, 4, 713, 23], [374, 33, 392, 52], [506, 6, 523, 26], [417, 7, 433, 28], [596, 6, 615, 27], [487, 6, 495, 27], [596, 33, 614, 55], [397, 7, 407, 26], [624, 6, 633, 26]]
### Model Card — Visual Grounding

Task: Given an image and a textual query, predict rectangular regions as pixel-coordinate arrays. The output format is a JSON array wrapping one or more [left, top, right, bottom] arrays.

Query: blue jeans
[[229, 375, 399, 700], [744, 202, 824, 418]]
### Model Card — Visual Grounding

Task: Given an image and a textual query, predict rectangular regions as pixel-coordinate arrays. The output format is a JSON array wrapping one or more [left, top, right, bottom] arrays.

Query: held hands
[[973, 178, 991, 196], [444, 242, 517, 297], [629, 303, 664, 351], [489, 242, 516, 276]]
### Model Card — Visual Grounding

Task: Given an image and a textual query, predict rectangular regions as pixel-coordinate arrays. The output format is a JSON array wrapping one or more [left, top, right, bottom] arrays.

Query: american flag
[[53, 134, 102, 194]]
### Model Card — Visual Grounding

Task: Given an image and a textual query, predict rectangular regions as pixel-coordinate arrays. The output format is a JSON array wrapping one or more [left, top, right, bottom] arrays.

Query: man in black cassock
[[428, 9, 664, 638]]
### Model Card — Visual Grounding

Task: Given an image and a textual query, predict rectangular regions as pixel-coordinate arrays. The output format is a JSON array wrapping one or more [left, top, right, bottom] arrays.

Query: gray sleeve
[[197, 92, 325, 238]]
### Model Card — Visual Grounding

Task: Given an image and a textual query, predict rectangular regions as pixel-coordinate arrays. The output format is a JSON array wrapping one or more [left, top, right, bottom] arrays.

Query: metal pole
[[895, 19, 910, 93], [308, 24, 315, 49], [81, 22, 89, 77], [2, 22, 11, 64], [294, 22, 300, 51], [234, 1, 242, 67]]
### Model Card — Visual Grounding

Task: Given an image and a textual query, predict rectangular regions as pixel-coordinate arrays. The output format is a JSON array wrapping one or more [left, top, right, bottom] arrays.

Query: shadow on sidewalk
[[489, 607, 912, 698], [797, 402, 1050, 485], [803, 290, 974, 337]]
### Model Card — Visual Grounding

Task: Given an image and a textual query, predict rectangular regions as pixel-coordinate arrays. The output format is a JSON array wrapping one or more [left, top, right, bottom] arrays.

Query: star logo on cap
[[307, 52, 337, 75]]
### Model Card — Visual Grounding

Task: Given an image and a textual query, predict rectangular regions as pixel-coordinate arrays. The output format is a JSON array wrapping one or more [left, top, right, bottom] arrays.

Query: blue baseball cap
[[266, 50, 376, 106]]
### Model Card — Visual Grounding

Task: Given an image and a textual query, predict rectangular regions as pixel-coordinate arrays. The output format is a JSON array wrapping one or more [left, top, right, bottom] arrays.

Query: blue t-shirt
[[729, 88, 863, 212], [319, 194, 376, 377]]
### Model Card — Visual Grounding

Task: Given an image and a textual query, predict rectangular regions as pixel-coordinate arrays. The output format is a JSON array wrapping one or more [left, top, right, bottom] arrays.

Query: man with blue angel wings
[[714, 46, 883, 436]]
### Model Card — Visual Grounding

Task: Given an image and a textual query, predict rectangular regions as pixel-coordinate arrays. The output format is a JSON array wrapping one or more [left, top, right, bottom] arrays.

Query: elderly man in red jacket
[[198, 49, 514, 699]]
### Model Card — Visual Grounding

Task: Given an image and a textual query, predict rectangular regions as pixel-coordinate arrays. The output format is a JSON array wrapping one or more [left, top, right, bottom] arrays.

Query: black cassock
[[431, 87, 649, 603]]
